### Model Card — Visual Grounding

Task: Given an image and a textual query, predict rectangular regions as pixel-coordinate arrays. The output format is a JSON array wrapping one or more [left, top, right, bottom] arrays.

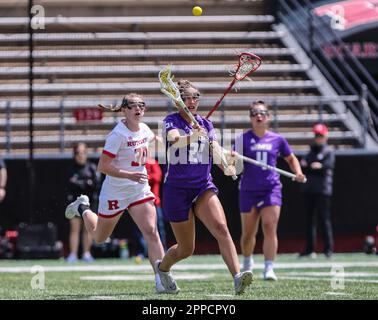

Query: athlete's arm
[[167, 127, 207, 148], [211, 141, 237, 176], [284, 153, 306, 183], [151, 134, 163, 144], [97, 153, 148, 183]]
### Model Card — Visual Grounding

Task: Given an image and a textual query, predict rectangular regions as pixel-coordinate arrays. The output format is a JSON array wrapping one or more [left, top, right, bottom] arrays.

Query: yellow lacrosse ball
[[192, 6, 203, 16]]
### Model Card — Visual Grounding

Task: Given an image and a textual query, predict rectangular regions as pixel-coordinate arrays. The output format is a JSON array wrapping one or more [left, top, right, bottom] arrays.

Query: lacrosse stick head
[[233, 52, 262, 81], [158, 65, 181, 102]]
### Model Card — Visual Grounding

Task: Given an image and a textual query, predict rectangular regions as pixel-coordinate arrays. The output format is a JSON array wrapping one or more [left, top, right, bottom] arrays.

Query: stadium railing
[[277, 0, 378, 142], [0, 63, 309, 79], [0, 31, 283, 46], [0, 47, 294, 62], [0, 15, 275, 32], [1, 95, 362, 155]]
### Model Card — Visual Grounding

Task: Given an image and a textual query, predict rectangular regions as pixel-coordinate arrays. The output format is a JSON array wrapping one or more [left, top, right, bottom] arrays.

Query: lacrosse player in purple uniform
[[234, 101, 306, 281], [155, 80, 253, 295]]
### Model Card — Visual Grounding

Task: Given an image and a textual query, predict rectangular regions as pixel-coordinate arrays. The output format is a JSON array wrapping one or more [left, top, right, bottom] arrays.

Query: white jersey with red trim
[[102, 120, 155, 188]]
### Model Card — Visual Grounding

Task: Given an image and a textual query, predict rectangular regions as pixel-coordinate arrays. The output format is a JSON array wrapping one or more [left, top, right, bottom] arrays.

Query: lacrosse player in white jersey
[[65, 93, 173, 293]]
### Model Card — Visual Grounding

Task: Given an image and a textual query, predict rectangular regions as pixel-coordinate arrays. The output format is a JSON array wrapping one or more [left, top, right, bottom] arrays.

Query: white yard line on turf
[[279, 276, 378, 284], [324, 292, 351, 296], [207, 294, 235, 298], [283, 271, 378, 277], [1, 261, 378, 273], [81, 273, 214, 281]]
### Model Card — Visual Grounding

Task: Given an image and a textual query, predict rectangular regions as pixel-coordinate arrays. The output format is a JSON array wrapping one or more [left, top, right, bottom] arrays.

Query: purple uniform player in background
[[155, 79, 253, 295], [234, 101, 306, 281]]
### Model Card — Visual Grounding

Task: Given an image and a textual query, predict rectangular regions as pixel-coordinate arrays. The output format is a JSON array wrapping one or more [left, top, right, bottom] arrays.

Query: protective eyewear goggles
[[181, 93, 200, 101], [250, 109, 269, 117], [121, 98, 146, 110]]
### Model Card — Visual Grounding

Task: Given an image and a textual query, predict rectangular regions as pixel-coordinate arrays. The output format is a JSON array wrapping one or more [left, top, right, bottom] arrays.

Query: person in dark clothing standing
[[299, 124, 335, 258], [66, 143, 101, 262]]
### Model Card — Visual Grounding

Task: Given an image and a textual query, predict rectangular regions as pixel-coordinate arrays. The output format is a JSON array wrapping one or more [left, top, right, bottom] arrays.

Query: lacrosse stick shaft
[[206, 78, 236, 119], [227, 151, 305, 182], [240, 154, 295, 179]]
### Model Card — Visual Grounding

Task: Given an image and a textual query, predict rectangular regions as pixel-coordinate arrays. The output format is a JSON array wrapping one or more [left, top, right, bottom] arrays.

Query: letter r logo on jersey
[[108, 200, 120, 210]]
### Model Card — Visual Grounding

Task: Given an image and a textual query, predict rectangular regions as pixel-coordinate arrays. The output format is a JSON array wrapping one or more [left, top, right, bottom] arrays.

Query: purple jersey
[[163, 112, 216, 187], [234, 130, 292, 191]]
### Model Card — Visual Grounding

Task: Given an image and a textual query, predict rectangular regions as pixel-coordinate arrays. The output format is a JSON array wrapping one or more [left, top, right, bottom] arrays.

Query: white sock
[[243, 256, 254, 271], [264, 260, 274, 271]]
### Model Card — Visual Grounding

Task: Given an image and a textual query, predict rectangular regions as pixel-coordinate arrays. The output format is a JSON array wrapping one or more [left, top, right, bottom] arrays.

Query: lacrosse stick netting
[[206, 52, 262, 119]]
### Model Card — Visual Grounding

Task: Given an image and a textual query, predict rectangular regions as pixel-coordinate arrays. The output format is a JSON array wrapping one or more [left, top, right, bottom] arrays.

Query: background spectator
[[66, 143, 101, 262], [299, 124, 335, 258]]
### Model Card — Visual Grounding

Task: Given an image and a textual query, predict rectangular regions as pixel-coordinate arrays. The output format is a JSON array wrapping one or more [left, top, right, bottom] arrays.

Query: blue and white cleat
[[65, 194, 90, 219], [66, 253, 78, 263], [263, 268, 278, 281], [82, 252, 95, 263], [154, 260, 180, 294], [234, 271, 253, 295]]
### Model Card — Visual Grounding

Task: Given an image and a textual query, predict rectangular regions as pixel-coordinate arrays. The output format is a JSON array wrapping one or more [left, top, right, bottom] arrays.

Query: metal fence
[[277, 0, 378, 142]]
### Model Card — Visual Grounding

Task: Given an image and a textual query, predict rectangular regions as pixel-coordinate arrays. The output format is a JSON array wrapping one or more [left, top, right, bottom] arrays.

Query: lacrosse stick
[[225, 151, 307, 183], [158, 65, 237, 180], [206, 52, 262, 119]]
